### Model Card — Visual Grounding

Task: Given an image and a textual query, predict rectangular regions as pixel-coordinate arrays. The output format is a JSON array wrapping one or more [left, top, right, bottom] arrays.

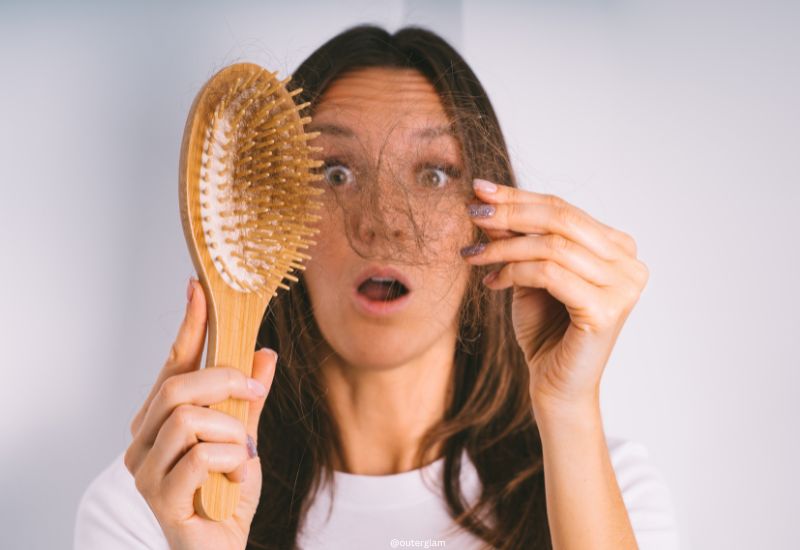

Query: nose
[[352, 200, 408, 246], [349, 170, 411, 249]]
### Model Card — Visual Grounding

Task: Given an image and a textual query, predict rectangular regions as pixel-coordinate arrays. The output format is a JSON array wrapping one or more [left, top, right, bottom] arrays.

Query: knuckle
[[540, 193, 565, 207], [621, 231, 637, 255], [158, 375, 184, 406], [549, 204, 567, 226], [543, 234, 570, 252], [609, 227, 636, 255], [133, 472, 150, 497], [626, 290, 640, 307], [539, 260, 559, 279], [231, 420, 248, 445], [486, 240, 502, 260], [555, 205, 580, 227], [505, 202, 519, 224], [636, 260, 650, 285], [599, 304, 622, 326], [188, 442, 209, 470], [622, 283, 642, 304], [123, 448, 134, 474], [171, 404, 195, 430], [225, 367, 246, 392], [128, 412, 141, 437], [165, 341, 182, 368]]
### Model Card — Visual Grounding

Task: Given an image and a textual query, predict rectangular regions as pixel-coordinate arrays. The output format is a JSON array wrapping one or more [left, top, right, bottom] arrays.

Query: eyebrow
[[307, 123, 456, 140], [307, 123, 355, 138]]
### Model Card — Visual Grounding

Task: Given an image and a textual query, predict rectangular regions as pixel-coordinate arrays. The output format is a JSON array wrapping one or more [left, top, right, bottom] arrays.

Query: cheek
[[305, 235, 344, 287], [306, 200, 346, 258], [428, 216, 475, 301], [303, 211, 344, 291], [427, 213, 476, 259]]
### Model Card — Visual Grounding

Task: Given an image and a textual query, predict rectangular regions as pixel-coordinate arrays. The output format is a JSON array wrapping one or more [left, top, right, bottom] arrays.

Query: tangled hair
[[248, 24, 555, 549]]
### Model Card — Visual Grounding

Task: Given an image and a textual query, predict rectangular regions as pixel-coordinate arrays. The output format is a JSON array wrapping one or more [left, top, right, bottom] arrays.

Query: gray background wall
[[1, 1, 797, 548]]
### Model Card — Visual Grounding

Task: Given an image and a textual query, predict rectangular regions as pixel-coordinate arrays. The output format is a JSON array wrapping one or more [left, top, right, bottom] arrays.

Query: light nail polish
[[247, 377, 267, 396], [473, 178, 498, 193], [260, 347, 278, 362]]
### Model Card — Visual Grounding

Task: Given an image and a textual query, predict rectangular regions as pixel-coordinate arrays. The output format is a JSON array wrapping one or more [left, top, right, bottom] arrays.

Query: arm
[[534, 396, 638, 550], [464, 179, 653, 548]]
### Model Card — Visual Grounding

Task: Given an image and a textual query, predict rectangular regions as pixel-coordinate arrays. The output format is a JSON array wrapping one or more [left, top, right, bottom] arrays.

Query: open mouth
[[357, 277, 410, 302]]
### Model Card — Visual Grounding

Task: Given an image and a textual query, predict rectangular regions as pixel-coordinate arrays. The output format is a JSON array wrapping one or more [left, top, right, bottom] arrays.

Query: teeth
[[370, 277, 396, 283]]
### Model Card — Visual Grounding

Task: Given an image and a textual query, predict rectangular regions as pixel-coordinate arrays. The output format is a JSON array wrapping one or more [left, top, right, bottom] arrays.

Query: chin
[[327, 324, 424, 371], [354, 337, 419, 370]]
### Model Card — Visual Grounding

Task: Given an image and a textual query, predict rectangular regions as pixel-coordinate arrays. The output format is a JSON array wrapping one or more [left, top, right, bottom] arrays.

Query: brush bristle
[[197, 68, 324, 294]]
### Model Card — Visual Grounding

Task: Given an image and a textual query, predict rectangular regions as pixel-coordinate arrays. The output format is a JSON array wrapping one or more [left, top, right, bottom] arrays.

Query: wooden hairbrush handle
[[191, 275, 266, 521], [178, 62, 322, 521]]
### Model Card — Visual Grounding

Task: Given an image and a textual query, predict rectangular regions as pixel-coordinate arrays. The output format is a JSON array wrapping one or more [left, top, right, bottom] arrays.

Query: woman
[[75, 24, 678, 550]]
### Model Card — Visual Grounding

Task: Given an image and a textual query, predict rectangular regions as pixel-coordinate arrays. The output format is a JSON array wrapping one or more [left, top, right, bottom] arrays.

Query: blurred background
[[1, 0, 798, 548]]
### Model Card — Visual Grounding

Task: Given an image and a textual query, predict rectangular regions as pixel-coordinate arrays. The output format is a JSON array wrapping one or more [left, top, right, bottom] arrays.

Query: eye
[[321, 159, 354, 187], [417, 163, 461, 189]]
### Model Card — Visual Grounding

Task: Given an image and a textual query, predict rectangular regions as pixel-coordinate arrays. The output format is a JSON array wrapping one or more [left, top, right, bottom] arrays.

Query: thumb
[[245, 347, 279, 447]]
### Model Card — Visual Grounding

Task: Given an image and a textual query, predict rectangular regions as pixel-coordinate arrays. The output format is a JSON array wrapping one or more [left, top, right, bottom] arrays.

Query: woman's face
[[303, 66, 475, 370]]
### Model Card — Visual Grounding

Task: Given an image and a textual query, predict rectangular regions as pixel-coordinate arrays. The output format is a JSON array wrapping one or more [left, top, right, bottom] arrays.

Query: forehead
[[310, 67, 455, 144]]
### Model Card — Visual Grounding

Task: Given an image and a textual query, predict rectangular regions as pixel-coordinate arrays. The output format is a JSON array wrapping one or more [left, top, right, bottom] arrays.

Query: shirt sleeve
[[73, 449, 170, 550], [607, 437, 681, 550]]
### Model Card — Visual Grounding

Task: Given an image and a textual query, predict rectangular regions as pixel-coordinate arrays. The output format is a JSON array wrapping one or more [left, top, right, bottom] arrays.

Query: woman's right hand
[[124, 277, 278, 550]]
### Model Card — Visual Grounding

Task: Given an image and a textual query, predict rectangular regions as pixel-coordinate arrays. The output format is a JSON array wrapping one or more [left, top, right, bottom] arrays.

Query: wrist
[[531, 390, 602, 429]]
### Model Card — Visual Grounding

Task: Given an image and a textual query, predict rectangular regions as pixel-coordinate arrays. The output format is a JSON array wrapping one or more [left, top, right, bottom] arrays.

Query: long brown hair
[[249, 24, 552, 550]]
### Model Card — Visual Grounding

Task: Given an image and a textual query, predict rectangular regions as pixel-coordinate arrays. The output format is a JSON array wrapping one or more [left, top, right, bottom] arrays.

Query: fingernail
[[186, 277, 195, 303], [246, 434, 258, 458], [460, 243, 486, 257], [483, 270, 498, 285], [259, 347, 278, 362], [473, 178, 498, 193], [467, 204, 496, 218], [247, 377, 267, 396]]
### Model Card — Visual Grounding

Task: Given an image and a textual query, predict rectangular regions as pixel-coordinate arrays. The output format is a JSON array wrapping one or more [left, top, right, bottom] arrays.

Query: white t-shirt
[[74, 436, 680, 549]]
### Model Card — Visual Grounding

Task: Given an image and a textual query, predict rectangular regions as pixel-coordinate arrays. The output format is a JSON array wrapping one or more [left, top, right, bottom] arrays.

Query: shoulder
[[74, 449, 169, 550], [606, 436, 681, 550]]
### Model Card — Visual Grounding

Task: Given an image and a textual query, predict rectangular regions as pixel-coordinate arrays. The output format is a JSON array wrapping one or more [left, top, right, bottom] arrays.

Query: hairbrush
[[178, 62, 324, 521]]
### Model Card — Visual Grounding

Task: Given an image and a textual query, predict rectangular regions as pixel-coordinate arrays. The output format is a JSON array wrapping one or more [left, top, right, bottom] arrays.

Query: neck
[[320, 333, 456, 475]]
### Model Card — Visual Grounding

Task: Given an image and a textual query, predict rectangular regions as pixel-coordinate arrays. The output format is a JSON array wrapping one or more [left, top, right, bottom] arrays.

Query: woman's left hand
[[461, 178, 650, 414]]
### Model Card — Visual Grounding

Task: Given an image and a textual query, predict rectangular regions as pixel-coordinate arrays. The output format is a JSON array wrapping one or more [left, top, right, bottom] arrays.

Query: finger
[[126, 367, 266, 472], [608, 227, 638, 258], [165, 277, 208, 372], [483, 259, 601, 322], [468, 201, 623, 262], [461, 233, 616, 287], [130, 276, 208, 436], [138, 404, 249, 484], [140, 367, 266, 447], [465, 202, 518, 240], [159, 442, 251, 521], [475, 224, 518, 241], [245, 348, 279, 445], [473, 178, 597, 217], [472, 179, 635, 258]]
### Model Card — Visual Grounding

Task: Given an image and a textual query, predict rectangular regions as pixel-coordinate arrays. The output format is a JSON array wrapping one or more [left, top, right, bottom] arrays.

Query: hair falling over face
[[248, 24, 558, 550], [313, 127, 476, 269]]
